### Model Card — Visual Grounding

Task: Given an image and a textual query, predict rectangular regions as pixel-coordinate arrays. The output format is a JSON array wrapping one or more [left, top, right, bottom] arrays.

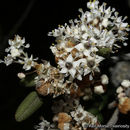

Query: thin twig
[[107, 108, 119, 130], [108, 100, 117, 109], [1, 0, 36, 52]]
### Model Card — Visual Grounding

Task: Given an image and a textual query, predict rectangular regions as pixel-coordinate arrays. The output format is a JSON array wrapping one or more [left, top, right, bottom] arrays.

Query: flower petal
[[69, 68, 76, 78], [84, 68, 91, 76], [66, 54, 73, 62], [58, 60, 65, 67], [60, 68, 68, 73], [75, 43, 84, 51], [84, 50, 90, 57], [77, 74, 82, 80]]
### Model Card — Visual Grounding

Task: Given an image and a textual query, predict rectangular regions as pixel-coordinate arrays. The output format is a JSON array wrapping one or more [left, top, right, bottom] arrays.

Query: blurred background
[[0, 0, 130, 129]]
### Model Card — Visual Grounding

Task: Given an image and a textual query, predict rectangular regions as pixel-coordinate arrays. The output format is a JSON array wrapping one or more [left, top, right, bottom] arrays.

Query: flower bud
[[94, 85, 104, 94]]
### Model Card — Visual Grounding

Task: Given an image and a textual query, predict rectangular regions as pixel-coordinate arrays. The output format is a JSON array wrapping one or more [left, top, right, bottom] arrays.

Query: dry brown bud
[[118, 97, 130, 114], [58, 112, 72, 123], [36, 80, 53, 96]]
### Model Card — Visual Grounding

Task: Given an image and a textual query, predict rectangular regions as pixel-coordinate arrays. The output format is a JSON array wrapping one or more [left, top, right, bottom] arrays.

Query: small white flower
[[3, 54, 13, 66], [87, 0, 99, 10], [101, 74, 109, 85], [71, 105, 87, 122], [93, 18, 99, 25], [84, 55, 104, 76], [76, 74, 82, 80], [74, 41, 98, 57], [116, 86, 123, 94], [8, 35, 26, 49], [10, 48, 20, 57], [22, 55, 37, 71], [102, 18, 109, 27], [4, 35, 31, 60], [117, 92, 126, 99], [58, 55, 75, 78], [7, 35, 29, 51], [60, 42, 74, 52], [121, 80, 130, 88], [35, 118, 51, 130], [58, 54, 84, 78], [94, 85, 104, 94]]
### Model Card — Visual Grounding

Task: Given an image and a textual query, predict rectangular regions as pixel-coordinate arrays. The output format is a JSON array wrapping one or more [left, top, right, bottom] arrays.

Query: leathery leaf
[[15, 91, 43, 122]]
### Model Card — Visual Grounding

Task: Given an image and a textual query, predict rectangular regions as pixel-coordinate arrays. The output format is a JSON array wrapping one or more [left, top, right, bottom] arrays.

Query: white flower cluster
[[48, 0, 129, 81], [0, 35, 38, 70], [35, 117, 57, 130], [0, 0, 129, 129], [36, 105, 98, 130], [70, 105, 98, 129]]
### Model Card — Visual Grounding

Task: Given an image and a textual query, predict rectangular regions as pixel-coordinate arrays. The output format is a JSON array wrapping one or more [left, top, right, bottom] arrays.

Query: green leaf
[[15, 91, 43, 122], [97, 113, 104, 123], [99, 95, 108, 111], [87, 108, 99, 115], [87, 108, 104, 123], [20, 74, 36, 87], [97, 48, 111, 57], [87, 108, 103, 123]]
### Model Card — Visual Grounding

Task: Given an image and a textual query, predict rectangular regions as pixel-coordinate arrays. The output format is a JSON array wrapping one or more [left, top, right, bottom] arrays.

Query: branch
[[107, 108, 119, 130], [0, 0, 36, 53]]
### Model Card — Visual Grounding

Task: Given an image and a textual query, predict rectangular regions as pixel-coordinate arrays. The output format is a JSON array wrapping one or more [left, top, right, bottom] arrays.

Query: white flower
[[10, 47, 21, 57], [50, 45, 65, 58], [102, 18, 109, 27], [58, 54, 85, 78], [74, 41, 98, 57], [94, 85, 104, 94], [117, 92, 126, 99], [84, 55, 104, 76], [6, 35, 29, 53], [93, 18, 99, 25], [116, 86, 123, 94], [0, 54, 13, 66], [121, 80, 130, 88], [35, 118, 51, 130], [20, 54, 37, 71], [87, 0, 99, 10], [8, 35, 27, 49], [101, 74, 109, 85], [71, 105, 87, 122], [3, 35, 31, 62]]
